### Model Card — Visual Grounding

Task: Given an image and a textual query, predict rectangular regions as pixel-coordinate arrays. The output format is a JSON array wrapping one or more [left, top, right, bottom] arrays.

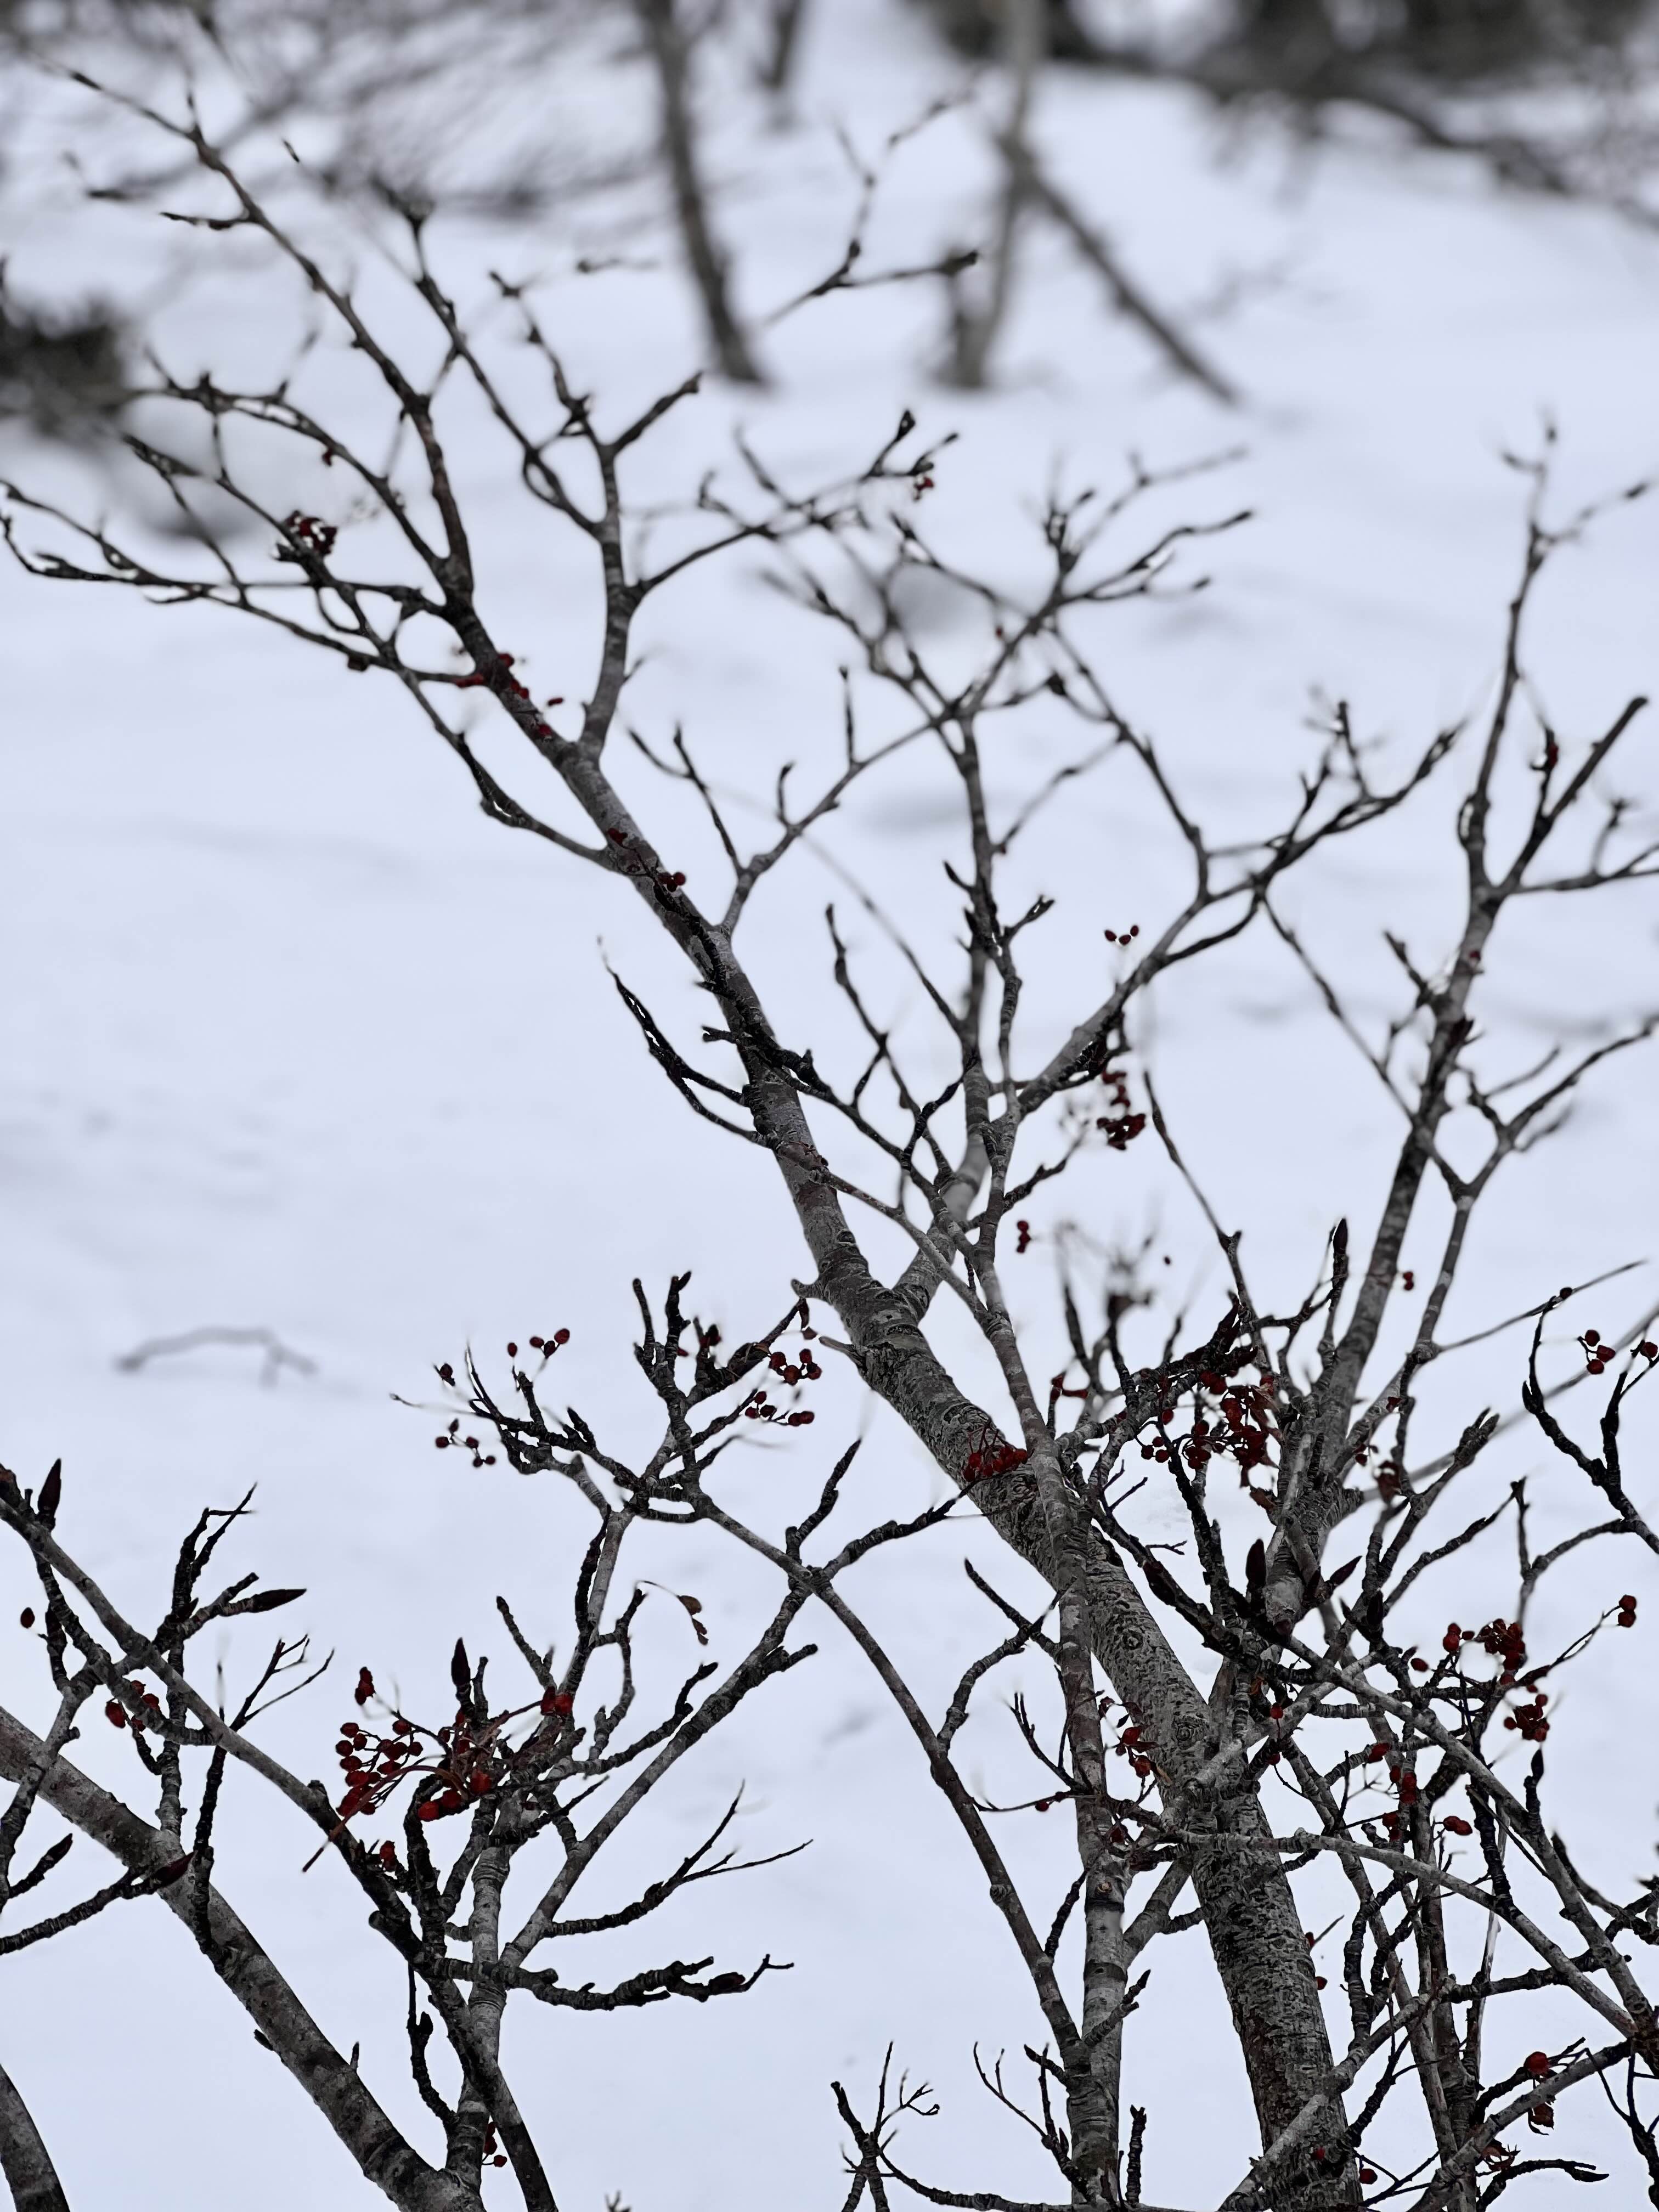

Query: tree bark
[[546, 712, 1359, 2201], [813, 1252, 1355, 2200], [0, 1708, 478, 2212], [0, 2061, 70, 2212], [659, 941, 1355, 2191]]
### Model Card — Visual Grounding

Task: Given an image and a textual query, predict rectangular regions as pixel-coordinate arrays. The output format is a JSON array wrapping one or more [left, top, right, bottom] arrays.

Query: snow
[[2, 4, 1657, 2205]]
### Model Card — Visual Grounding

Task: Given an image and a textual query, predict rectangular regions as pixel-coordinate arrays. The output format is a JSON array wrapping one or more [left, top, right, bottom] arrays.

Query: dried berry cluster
[[1094, 1065, 1147, 1152], [743, 1338, 823, 1425], [330, 1657, 577, 1837], [1135, 1364, 1278, 1482], [276, 510, 337, 560], [962, 1429, 1030, 1483], [1578, 1325, 1659, 1375], [103, 1680, 162, 1730]]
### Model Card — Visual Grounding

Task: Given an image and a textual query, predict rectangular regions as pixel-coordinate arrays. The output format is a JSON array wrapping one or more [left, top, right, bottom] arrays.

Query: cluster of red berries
[[1579, 1327, 1659, 1375], [331, 1667, 584, 1853], [1014, 1219, 1032, 1254], [768, 1345, 822, 1386], [743, 1336, 822, 1424], [1102, 924, 1141, 945], [1212, 1371, 1277, 1476], [1136, 1369, 1277, 1481], [506, 1331, 570, 1362], [1113, 1723, 1153, 1780], [278, 511, 337, 560], [1096, 1066, 1147, 1152], [336, 1708, 424, 1824], [1443, 1616, 1527, 1680], [1503, 1694, 1550, 1743], [104, 1679, 162, 1731], [743, 1393, 815, 1426], [962, 1433, 1029, 1485], [434, 1418, 495, 1468], [1362, 1742, 1425, 1837], [1617, 1593, 1638, 1629]]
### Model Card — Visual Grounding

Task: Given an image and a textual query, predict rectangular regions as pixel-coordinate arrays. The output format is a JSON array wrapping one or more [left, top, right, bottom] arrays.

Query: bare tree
[[757, 0, 812, 97], [913, 0, 1659, 215], [637, 0, 769, 384], [944, 0, 1045, 389], [937, 0, 1235, 400], [1, 74, 1657, 2212]]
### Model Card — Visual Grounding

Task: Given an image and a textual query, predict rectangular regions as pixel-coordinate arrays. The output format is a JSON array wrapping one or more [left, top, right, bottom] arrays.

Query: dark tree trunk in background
[[638, 0, 768, 385], [917, 0, 1103, 61], [759, 0, 811, 92]]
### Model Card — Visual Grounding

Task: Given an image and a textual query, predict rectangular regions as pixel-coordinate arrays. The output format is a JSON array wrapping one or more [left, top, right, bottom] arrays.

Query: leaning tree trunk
[[637, 0, 767, 385], [822, 1256, 1356, 2201], [0, 2061, 71, 2212], [723, 1027, 1358, 2203]]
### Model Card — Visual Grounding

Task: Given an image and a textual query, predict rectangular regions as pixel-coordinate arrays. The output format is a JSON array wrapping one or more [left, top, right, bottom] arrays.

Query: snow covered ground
[[2, 4, 1657, 2205]]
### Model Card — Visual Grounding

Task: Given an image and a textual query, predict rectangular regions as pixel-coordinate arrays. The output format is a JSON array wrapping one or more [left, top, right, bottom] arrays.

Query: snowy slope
[[2, 4, 1658, 2206]]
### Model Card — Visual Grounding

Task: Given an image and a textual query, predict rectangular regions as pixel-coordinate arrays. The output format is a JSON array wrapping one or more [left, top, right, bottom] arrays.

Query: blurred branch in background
[[916, 0, 1659, 213], [3, 0, 1653, 462], [637, 0, 769, 383]]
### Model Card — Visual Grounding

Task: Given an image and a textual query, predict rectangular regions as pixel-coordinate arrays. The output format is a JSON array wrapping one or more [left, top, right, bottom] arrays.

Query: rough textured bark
[[720, 1036, 1355, 2198], [0, 2060, 70, 2212], [0, 1708, 478, 2212], [528, 763, 1357, 2200]]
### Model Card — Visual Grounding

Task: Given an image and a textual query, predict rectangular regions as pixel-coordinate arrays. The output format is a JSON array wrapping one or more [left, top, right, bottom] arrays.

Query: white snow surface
[[2, 4, 1658, 2207]]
